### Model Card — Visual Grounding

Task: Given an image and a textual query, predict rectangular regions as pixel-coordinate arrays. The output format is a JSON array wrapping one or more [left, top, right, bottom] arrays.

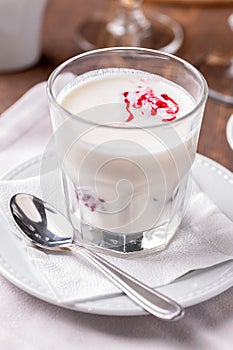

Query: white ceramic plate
[[0, 153, 233, 316], [226, 114, 233, 150]]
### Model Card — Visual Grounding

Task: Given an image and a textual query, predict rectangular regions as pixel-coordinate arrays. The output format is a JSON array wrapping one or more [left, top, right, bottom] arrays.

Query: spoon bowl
[[10, 193, 184, 321], [10, 193, 73, 250]]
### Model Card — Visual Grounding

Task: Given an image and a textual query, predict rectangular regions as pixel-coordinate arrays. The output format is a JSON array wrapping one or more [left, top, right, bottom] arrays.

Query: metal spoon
[[10, 193, 184, 320]]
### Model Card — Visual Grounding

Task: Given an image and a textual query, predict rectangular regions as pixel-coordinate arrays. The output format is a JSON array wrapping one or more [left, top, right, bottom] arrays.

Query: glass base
[[72, 208, 183, 257], [76, 13, 183, 55], [198, 52, 233, 105], [63, 171, 190, 256]]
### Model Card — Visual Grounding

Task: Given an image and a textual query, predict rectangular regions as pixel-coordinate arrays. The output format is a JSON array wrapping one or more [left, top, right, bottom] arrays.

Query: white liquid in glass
[[57, 68, 196, 243]]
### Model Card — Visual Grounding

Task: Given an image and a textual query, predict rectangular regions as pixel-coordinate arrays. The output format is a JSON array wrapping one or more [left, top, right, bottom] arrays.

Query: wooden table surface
[[0, 0, 232, 171]]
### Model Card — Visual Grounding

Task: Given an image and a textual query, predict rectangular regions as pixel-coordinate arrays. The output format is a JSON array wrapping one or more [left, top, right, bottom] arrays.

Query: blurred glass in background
[[76, 0, 184, 54]]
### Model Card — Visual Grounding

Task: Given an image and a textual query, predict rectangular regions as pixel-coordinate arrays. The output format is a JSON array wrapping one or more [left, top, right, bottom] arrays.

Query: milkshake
[[48, 48, 207, 254]]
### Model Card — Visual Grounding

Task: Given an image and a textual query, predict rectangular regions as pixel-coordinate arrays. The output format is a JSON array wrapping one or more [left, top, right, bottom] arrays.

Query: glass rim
[[47, 47, 208, 130]]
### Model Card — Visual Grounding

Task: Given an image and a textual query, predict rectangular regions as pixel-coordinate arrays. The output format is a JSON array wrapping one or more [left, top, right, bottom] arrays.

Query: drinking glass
[[198, 14, 233, 105], [76, 0, 184, 54], [47, 47, 207, 255]]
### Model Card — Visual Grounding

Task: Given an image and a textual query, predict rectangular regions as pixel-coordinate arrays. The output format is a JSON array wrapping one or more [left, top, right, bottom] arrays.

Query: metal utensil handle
[[72, 246, 184, 320]]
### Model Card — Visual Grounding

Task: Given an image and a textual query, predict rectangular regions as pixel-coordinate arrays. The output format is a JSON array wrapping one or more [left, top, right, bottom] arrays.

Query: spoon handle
[[72, 246, 184, 320]]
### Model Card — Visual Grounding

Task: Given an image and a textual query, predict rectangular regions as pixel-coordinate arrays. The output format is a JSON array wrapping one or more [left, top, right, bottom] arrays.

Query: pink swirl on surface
[[123, 85, 179, 123]]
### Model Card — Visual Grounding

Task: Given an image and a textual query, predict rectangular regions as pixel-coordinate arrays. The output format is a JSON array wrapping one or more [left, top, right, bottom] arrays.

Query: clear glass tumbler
[[47, 47, 207, 255]]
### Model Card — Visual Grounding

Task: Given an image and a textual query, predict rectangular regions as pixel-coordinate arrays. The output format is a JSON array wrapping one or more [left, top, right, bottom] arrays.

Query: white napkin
[[0, 83, 233, 305], [0, 82, 51, 174], [0, 172, 233, 304]]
